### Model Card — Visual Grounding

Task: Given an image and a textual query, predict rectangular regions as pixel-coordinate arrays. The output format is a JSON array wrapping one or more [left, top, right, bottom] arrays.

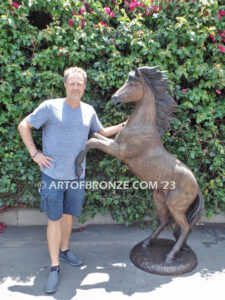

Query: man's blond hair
[[64, 67, 87, 84]]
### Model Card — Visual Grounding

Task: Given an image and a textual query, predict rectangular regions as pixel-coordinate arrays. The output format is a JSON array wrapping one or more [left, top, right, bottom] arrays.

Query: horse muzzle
[[111, 95, 123, 108]]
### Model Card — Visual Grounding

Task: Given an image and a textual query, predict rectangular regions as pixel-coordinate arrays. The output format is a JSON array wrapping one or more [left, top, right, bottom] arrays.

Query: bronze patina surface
[[76, 67, 204, 269]]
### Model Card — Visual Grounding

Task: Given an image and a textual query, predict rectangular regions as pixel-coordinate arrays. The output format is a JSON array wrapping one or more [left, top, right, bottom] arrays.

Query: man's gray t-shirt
[[25, 98, 103, 180]]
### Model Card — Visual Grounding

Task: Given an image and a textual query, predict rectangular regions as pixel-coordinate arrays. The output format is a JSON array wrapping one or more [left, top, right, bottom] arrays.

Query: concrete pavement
[[0, 224, 225, 300]]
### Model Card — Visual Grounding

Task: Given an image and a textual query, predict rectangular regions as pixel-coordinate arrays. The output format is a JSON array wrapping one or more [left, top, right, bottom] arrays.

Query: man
[[18, 67, 123, 294]]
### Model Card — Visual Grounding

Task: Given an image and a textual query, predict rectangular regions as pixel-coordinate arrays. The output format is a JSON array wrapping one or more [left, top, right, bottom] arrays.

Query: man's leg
[[47, 218, 62, 267], [45, 218, 61, 294], [60, 213, 74, 251], [40, 174, 64, 293], [58, 181, 84, 266]]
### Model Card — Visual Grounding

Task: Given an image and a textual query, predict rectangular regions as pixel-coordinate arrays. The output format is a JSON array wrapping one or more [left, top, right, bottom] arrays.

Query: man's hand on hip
[[32, 152, 54, 171]]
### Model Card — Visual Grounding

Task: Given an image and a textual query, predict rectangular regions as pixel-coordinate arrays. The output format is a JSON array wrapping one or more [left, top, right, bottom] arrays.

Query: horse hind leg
[[143, 189, 169, 248], [173, 223, 190, 252], [165, 191, 191, 263]]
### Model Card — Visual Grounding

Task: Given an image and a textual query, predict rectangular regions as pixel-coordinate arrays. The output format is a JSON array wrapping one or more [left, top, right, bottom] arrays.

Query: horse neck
[[127, 85, 157, 127]]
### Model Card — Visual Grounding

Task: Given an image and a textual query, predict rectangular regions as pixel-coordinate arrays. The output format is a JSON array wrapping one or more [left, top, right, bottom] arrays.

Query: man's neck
[[65, 97, 81, 109]]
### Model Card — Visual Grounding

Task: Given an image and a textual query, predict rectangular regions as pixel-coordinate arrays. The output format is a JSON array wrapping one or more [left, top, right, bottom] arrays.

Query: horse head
[[112, 66, 177, 136], [111, 67, 145, 107]]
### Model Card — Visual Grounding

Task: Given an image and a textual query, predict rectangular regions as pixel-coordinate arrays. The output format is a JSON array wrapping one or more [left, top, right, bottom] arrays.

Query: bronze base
[[130, 238, 198, 276]]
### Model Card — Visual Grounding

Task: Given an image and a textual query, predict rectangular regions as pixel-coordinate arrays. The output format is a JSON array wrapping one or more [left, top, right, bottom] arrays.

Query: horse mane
[[138, 66, 177, 137]]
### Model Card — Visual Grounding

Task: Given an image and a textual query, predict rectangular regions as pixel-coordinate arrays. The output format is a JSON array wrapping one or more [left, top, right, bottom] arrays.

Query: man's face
[[64, 72, 86, 101]]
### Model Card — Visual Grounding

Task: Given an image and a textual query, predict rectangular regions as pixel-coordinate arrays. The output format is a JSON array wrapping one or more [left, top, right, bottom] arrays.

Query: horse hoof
[[165, 256, 173, 264], [142, 240, 150, 248], [92, 132, 98, 138], [76, 166, 83, 178]]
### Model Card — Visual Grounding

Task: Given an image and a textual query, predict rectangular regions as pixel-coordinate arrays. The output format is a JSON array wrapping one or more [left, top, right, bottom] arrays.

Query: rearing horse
[[76, 66, 204, 263]]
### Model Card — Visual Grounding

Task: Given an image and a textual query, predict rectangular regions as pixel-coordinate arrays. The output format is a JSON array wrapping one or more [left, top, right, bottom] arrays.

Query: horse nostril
[[111, 95, 118, 104]]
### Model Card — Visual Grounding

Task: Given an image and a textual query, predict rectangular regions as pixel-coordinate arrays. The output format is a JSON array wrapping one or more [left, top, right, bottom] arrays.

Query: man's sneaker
[[45, 266, 60, 294], [59, 249, 83, 266]]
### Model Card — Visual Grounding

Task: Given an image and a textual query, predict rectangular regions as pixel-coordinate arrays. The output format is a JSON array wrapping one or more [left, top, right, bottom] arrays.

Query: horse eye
[[129, 80, 138, 86]]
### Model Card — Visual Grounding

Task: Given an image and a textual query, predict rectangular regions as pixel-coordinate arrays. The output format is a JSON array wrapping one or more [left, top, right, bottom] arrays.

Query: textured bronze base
[[130, 238, 198, 276]]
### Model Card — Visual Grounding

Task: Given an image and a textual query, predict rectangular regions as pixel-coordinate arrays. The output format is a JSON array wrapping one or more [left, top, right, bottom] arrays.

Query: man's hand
[[32, 152, 54, 171]]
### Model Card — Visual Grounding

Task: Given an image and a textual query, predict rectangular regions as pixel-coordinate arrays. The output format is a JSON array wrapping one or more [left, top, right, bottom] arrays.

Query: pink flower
[[209, 34, 215, 42], [129, 3, 135, 10], [104, 7, 111, 15], [220, 31, 225, 42], [152, 6, 158, 13], [81, 18, 85, 27], [80, 7, 85, 14], [182, 89, 187, 93], [216, 89, 221, 94], [203, 149, 207, 152], [72, 11, 76, 15], [100, 20, 108, 28], [218, 10, 225, 20], [12, 2, 19, 8], [218, 45, 225, 53], [110, 12, 115, 17], [68, 19, 73, 26], [102, 197, 106, 201]]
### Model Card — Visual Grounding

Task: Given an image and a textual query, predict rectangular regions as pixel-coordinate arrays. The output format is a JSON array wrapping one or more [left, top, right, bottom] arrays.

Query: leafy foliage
[[0, 0, 224, 224]]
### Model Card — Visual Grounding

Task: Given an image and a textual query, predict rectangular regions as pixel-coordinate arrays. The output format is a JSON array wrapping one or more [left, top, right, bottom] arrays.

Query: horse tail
[[173, 187, 205, 240]]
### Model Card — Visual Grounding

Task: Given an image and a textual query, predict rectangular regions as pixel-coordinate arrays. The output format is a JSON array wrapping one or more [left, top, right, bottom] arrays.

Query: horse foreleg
[[91, 132, 110, 141], [75, 137, 120, 178], [142, 190, 169, 248]]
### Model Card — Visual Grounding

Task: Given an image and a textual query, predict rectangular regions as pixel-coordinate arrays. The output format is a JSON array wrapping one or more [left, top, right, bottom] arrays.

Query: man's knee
[[47, 214, 63, 222]]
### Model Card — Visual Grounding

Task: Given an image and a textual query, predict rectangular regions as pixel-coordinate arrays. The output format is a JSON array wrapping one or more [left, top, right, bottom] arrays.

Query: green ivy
[[0, 0, 224, 224]]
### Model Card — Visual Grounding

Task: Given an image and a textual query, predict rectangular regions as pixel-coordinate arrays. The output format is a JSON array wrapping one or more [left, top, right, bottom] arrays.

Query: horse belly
[[123, 154, 197, 191]]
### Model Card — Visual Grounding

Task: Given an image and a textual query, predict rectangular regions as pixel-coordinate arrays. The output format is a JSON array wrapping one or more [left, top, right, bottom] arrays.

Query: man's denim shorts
[[39, 172, 85, 221]]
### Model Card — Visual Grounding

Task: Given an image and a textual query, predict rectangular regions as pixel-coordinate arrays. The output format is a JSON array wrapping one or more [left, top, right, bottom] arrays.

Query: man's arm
[[98, 122, 126, 137], [18, 119, 53, 170]]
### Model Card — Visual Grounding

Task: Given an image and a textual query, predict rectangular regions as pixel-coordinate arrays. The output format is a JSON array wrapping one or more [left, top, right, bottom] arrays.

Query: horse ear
[[135, 67, 139, 77], [135, 67, 144, 83]]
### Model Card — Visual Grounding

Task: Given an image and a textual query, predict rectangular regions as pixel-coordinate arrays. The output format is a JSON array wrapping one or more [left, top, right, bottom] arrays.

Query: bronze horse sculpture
[[76, 66, 204, 264]]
